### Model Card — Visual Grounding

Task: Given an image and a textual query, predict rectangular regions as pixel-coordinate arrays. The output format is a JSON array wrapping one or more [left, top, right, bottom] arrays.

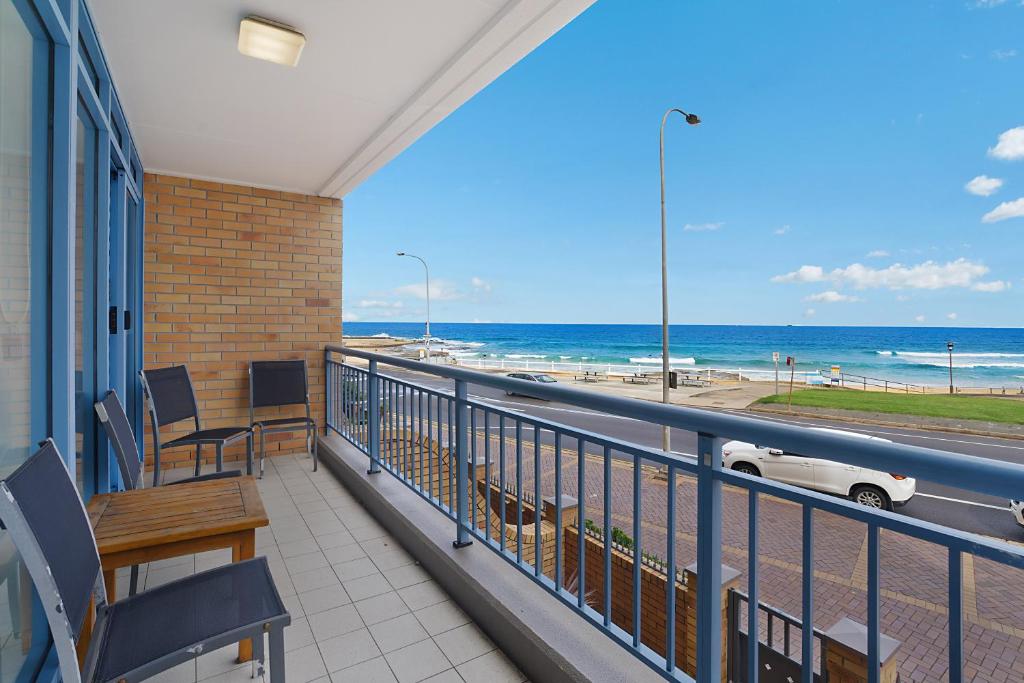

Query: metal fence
[[323, 345, 1024, 683]]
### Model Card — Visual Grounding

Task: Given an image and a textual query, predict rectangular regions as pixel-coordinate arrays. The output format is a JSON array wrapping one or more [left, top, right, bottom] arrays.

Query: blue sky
[[343, 0, 1024, 327]]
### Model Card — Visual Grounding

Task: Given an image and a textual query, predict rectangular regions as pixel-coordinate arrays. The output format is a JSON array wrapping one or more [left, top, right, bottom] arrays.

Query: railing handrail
[[326, 345, 1024, 502]]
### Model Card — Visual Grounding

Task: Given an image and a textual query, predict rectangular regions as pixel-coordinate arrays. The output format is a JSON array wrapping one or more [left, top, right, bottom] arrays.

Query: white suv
[[723, 427, 916, 511], [1012, 500, 1024, 528]]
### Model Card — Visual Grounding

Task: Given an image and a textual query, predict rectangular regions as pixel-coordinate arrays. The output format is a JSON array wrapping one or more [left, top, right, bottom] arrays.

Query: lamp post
[[947, 340, 955, 395], [397, 252, 431, 363], [659, 107, 701, 453]]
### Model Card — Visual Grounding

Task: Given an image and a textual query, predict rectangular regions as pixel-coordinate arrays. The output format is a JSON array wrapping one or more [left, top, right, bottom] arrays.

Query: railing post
[[324, 349, 332, 435], [453, 379, 472, 548], [696, 432, 724, 683], [367, 359, 381, 474]]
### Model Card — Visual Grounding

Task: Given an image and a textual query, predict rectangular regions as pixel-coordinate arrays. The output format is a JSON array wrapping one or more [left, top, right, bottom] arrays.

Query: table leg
[[103, 568, 117, 603], [234, 530, 256, 663]]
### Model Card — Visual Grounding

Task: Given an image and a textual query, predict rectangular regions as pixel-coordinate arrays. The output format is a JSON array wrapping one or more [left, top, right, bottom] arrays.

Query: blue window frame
[[1, 0, 144, 680]]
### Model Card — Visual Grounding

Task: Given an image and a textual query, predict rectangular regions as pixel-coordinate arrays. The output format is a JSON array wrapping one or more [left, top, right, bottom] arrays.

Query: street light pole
[[659, 107, 701, 453], [947, 340, 955, 395], [397, 252, 431, 363]]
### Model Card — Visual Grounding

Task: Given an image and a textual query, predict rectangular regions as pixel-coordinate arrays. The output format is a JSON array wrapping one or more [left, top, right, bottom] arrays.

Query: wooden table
[[84, 476, 269, 663]]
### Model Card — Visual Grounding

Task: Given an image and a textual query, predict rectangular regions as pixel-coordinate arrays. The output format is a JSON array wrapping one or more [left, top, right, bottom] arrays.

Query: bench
[[574, 371, 606, 383], [622, 373, 653, 385]]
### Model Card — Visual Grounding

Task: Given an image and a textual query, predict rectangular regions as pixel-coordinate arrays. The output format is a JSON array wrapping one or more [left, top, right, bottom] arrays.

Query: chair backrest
[[95, 389, 143, 489], [141, 365, 200, 427], [250, 360, 309, 411], [0, 439, 101, 683]]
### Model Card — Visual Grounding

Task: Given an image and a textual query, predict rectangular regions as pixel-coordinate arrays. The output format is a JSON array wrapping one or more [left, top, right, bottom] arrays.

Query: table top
[[87, 476, 268, 555]]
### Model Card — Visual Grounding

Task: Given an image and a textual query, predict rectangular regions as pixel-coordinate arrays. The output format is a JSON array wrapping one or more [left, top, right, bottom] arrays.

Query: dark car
[[505, 372, 557, 397]]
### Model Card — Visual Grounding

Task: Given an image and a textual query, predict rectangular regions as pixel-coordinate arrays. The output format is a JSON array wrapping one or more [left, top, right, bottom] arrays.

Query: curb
[[747, 404, 1024, 441]]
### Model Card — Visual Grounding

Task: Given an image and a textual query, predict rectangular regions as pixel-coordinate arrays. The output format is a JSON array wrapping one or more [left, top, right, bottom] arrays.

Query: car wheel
[[732, 463, 761, 477], [851, 485, 892, 511]]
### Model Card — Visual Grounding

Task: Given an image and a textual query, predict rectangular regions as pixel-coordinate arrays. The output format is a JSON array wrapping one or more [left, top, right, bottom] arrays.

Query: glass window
[[0, 0, 53, 678]]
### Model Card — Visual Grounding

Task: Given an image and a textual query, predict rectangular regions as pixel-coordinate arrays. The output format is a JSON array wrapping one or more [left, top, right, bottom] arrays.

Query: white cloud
[[771, 265, 825, 283], [991, 48, 1018, 60], [357, 299, 403, 309], [971, 279, 1011, 292], [772, 258, 999, 291], [896, 294, 911, 302], [972, 0, 1007, 7], [774, 225, 791, 235], [804, 308, 816, 318], [982, 197, 1024, 222], [914, 314, 926, 322], [804, 290, 861, 303], [470, 277, 492, 293], [867, 250, 890, 258], [682, 222, 723, 232], [947, 312, 958, 320], [989, 126, 1024, 160], [965, 175, 1004, 196], [342, 311, 360, 322], [394, 279, 461, 301]]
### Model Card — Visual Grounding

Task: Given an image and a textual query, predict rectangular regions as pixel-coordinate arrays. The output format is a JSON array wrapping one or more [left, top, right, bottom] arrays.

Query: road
[[376, 367, 1024, 540]]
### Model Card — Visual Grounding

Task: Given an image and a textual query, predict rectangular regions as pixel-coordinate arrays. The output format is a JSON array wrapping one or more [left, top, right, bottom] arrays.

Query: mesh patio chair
[[0, 439, 289, 683], [249, 360, 318, 478], [139, 365, 253, 486], [95, 390, 241, 596]]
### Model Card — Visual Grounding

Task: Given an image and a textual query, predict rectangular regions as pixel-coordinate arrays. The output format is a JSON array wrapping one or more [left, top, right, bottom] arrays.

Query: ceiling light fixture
[[238, 16, 305, 67]]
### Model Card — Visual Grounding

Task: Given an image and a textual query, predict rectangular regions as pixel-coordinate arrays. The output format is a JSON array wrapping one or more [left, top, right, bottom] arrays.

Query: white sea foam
[[630, 356, 696, 365], [895, 351, 1024, 359], [371, 332, 391, 338], [506, 354, 547, 359], [875, 350, 894, 355]]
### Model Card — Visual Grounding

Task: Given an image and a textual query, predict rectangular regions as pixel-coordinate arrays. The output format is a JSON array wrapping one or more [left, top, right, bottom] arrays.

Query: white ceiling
[[89, 0, 594, 197]]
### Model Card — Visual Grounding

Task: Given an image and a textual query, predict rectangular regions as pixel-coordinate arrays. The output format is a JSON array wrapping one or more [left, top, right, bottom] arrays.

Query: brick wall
[[143, 173, 342, 473]]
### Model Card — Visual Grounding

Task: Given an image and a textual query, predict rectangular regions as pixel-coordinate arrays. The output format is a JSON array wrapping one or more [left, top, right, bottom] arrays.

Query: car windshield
[[534, 375, 557, 383]]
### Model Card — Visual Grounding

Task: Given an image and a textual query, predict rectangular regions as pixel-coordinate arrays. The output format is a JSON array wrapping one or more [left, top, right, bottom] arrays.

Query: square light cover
[[238, 17, 305, 67]]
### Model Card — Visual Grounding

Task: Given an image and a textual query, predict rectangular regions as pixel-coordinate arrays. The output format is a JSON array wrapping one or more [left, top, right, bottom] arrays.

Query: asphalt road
[[376, 367, 1024, 540]]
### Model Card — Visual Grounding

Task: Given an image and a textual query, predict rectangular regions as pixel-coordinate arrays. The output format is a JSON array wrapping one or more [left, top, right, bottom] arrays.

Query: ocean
[[343, 322, 1024, 389]]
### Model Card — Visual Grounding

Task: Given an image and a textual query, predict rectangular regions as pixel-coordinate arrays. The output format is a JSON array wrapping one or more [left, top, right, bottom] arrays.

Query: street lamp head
[[684, 113, 701, 125]]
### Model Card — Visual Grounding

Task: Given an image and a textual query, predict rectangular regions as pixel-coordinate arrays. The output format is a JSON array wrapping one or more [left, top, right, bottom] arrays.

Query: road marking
[[722, 409, 1024, 451], [914, 492, 1009, 511]]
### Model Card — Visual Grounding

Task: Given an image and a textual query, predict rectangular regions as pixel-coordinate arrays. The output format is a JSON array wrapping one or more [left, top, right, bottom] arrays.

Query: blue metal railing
[[324, 345, 1024, 683]]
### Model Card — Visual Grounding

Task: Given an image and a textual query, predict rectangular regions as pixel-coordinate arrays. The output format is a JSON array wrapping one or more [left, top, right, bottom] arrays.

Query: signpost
[[772, 351, 780, 395], [786, 356, 796, 409]]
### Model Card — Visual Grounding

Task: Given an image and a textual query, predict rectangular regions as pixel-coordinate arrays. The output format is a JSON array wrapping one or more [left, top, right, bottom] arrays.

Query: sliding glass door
[[0, 0, 53, 678]]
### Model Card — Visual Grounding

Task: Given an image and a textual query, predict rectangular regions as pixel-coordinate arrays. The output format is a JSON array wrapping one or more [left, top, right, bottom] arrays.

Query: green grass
[[755, 389, 1024, 425]]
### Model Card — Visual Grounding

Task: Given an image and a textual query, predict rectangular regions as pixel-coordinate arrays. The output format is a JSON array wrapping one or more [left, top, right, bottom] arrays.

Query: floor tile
[[329, 656, 397, 683], [398, 580, 447, 611], [319, 628, 381, 673], [384, 639, 452, 683], [368, 613, 430, 654], [343, 573, 392, 601], [432, 623, 494, 666], [414, 601, 470, 637], [355, 592, 411, 626], [382, 563, 429, 590], [307, 603, 365, 641], [298, 583, 352, 615], [455, 651, 525, 683]]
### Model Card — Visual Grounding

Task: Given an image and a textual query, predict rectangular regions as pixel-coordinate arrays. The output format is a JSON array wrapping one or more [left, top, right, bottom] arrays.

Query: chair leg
[[215, 443, 224, 472], [268, 624, 285, 683], [251, 627, 265, 679], [259, 429, 266, 479], [129, 565, 139, 597], [194, 444, 203, 477], [246, 433, 253, 476], [312, 425, 318, 472]]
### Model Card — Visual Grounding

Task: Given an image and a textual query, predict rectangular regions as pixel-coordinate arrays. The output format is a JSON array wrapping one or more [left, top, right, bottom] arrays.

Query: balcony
[[318, 345, 1024, 683], [131, 454, 527, 683]]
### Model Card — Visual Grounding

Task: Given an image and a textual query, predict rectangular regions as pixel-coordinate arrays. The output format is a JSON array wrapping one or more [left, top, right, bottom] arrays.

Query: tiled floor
[[128, 453, 527, 683]]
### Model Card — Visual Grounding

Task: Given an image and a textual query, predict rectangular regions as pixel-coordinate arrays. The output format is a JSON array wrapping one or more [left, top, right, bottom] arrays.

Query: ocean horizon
[[344, 322, 1024, 389]]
